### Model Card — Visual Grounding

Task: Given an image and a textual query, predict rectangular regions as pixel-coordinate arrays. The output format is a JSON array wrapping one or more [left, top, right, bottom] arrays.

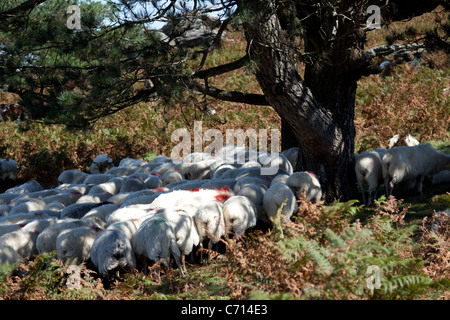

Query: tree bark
[[242, 0, 366, 201]]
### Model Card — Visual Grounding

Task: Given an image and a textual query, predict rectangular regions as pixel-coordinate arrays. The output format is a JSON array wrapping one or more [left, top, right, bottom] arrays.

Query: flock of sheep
[[0, 137, 448, 279], [0, 146, 321, 278]]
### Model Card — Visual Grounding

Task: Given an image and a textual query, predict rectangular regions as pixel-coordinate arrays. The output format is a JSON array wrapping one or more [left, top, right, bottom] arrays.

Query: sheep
[[0, 159, 18, 181], [257, 152, 293, 175], [0, 210, 58, 226], [149, 187, 233, 212], [0, 244, 22, 265], [41, 191, 83, 207], [5, 180, 43, 194], [90, 229, 137, 277], [286, 171, 323, 203], [21, 217, 59, 233], [144, 174, 163, 189], [201, 178, 237, 191], [282, 147, 299, 171], [119, 157, 146, 168], [388, 134, 420, 148], [120, 176, 147, 193], [36, 218, 104, 254], [222, 195, 258, 237], [237, 184, 267, 220], [0, 223, 26, 237], [57, 170, 88, 185], [185, 159, 216, 180], [262, 182, 298, 223], [56, 225, 101, 264], [56, 184, 91, 195], [76, 193, 112, 204], [105, 206, 154, 225], [0, 204, 12, 217], [82, 203, 120, 223], [44, 201, 66, 212], [233, 176, 270, 194], [150, 155, 173, 165], [194, 201, 226, 262], [153, 208, 200, 274], [0, 193, 20, 205], [354, 148, 388, 204], [8, 198, 47, 215], [270, 174, 290, 186], [83, 174, 115, 185], [106, 219, 141, 242], [432, 169, 450, 185], [88, 181, 123, 196], [60, 202, 112, 219], [90, 154, 114, 174], [382, 144, 450, 196], [0, 229, 40, 258], [161, 170, 184, 186], [132, 216, 184, 277]]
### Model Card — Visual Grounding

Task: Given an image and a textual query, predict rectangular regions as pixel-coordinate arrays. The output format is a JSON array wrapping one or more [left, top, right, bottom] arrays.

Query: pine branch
[[0, 0, 47, 19]]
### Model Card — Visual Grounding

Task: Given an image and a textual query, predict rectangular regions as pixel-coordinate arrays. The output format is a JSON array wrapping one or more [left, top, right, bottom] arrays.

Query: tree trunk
[[242, 0, 366, 201]]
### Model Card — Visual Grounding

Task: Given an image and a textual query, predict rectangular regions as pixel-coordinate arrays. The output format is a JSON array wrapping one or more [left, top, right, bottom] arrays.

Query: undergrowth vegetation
[[0, 194, 449, 300]]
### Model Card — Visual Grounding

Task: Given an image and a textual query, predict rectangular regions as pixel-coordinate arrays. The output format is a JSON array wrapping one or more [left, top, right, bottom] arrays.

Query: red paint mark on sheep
[[214, 194, 231, 203]]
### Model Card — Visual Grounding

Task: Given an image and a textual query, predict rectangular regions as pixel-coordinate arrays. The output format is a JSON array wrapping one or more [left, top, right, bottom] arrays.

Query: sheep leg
[[358, 181, 367, 204], [384, 177, 390, 197], [416, 176, 424, 194]]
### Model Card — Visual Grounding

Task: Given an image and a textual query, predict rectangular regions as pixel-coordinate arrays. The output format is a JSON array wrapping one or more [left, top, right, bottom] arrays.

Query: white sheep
[[88, 181, 123, 196], [0, 204, 12, 217], [281, 147, 299, 171], [132, 216, 184, 277], [161, 170, 184, 186], [36, 218, 104, 254], [222, 195, 258, 237], [0, 223, 25, 237], [41, 191, 84, 207], [286, 171, 323, 203], [186, 159, 216, 180], [90, 229, 137, 277], [56, 225, 101, 263], [0, 244, 22, 265], [60, 202, 111, 219], [144, 174, 163, 189], [233, 176, 270, 194], [432, 169, 450, 185], [0, 159, 18, 181], [354, 148, 388, 204], [194, 201, 226, 262], [0, 193, 20, 205], [105, 206, 154, 225], [5, 180, 43, 194], [8, 198, 47, 215], [237, 184, 267, 221], [263, 182, 298, 223], [90, 154, 114, 174], [120, 176, 147, 193], [388, 134, 420, 148], [57, 170, 88, 185], [82, 203, 120, 223], [106, 219, 141, 242], [153, 208, 200, 274], [257, 152, 293, 176], [0, 229, 40, 258], [382, 144, 450, 196], [76, 193, 112, 204], [0, 210, 58, 226], [83, 174, 115, 185]]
